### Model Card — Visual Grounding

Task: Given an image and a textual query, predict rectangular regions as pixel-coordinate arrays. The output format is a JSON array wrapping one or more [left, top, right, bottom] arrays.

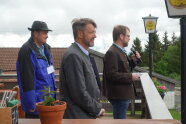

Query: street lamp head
[[142, 14, 158, 34], [165, 0, 186, 18]]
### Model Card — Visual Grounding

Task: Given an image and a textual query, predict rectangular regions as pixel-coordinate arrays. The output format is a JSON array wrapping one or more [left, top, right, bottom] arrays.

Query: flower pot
[[160, 93, 165, 99], [36, 100, 66, 124]]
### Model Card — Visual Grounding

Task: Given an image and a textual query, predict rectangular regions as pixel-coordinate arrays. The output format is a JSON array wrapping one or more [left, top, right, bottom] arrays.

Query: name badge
[[47, 65, 54, 74]]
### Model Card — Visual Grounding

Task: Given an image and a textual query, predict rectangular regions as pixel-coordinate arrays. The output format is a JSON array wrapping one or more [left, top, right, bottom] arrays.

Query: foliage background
[[130, 31, 180, 81]]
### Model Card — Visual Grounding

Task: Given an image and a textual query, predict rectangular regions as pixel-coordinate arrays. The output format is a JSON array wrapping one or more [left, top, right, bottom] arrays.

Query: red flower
[[157, 86, 167, 90], [156, 85, 167, 94]]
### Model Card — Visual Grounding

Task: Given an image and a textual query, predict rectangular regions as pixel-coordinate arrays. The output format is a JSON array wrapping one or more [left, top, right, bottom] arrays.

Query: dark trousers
[[25, 113, 39, 119], [108, 99, 130, 119]]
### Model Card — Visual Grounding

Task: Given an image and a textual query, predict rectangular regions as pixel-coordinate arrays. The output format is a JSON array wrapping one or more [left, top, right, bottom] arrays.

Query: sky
[[0, 0, 180, 53]]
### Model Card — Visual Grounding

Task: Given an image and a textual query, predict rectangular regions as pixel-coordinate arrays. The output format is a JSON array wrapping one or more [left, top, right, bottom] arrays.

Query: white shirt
[[75, 42, 89, 56], [113, 43, 127, 53]]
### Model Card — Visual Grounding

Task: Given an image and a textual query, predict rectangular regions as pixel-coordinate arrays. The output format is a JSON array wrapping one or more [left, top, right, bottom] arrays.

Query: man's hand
[[29, 109, 36, 112], [134, 51, 141, 59], [132, 73, 141, 81], [131, 51, 141, 62], [97, 108, 105, 118]]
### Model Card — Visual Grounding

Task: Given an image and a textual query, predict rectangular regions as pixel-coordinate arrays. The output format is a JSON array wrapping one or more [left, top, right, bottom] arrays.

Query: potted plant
[[153, 79, 168, 99], [36, 86, 66, 124], [156, 85, 168, 98]]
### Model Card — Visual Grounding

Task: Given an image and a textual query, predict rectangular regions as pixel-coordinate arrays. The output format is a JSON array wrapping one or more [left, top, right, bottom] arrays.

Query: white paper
[[47, 65, 54, 74]]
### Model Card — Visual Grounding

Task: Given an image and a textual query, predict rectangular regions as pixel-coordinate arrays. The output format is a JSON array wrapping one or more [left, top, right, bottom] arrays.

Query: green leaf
[[40, 86, 56, 106]]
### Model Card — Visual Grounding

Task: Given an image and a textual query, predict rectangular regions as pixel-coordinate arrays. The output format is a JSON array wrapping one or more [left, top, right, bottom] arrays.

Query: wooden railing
[[0, 74, 17, 79]]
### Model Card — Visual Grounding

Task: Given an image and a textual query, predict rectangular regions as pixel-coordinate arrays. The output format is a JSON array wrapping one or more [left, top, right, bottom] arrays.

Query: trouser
[[25, 113, 39, 118], [108, 98, 130, 119]]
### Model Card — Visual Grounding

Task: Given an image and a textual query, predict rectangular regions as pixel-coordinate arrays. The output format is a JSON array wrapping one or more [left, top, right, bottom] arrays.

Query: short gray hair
[[72, 18, 97, 39]]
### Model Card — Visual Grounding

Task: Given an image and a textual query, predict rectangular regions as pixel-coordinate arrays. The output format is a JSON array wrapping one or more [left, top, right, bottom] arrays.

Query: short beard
[[123, 42, 128, 47], [89, 42, 94, 47]]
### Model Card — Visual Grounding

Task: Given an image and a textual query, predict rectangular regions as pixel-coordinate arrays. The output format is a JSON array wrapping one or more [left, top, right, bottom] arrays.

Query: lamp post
[[142, 14, 158, 77], [164, 0, 186, 123]]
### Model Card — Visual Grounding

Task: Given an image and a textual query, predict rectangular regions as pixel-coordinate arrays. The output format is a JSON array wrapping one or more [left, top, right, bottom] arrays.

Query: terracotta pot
[[36, 100, 67, 124]]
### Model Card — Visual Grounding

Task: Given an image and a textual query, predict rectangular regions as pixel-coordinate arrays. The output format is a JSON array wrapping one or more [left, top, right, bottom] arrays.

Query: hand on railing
[[132, 73, 142, 81], [97, 108, 105, 118]]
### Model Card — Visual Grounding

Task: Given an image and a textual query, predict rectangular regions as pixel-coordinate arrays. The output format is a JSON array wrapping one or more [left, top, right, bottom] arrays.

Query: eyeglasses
[[121, 33, 130, 38], [126, 35, 130, 38]]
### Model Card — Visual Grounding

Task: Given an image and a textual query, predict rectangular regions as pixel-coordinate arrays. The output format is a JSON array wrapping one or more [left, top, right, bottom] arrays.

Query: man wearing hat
[[16, 21, 56, 118]]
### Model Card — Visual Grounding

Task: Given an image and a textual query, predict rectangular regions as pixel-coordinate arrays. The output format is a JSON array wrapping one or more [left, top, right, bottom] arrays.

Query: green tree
[[129, 37, 143, 66], [151, 31, 163, 64], [142, 31, 163, 70], [141, 42, 149, 67], [162, 31, 170, 51], [171, 32, 177, 45], [130, 37, 142, 53], [155, 38, 181, 80]]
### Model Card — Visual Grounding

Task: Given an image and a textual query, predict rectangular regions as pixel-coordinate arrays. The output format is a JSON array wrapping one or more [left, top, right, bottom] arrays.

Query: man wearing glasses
[[103, 25, 141, 119]]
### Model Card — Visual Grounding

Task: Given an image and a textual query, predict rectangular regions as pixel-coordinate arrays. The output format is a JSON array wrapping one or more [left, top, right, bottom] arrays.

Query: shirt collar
[[37, 45, 44, 49], [37, 45, 45, 53], [75, 42, 89, 56], [113, 43, 126, 53]]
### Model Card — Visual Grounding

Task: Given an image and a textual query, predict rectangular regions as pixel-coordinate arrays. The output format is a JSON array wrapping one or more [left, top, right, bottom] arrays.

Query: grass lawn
[[169, 109, 181, 120], [105, 110, 181, 120]]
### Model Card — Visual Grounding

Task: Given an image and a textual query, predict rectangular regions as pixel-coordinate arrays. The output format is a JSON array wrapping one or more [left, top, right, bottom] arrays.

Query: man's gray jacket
[[59, 43, 102, 119]]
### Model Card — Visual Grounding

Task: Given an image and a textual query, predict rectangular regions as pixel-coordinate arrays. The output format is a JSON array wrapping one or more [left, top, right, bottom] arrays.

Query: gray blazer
[[59, 43, 102, 119]]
